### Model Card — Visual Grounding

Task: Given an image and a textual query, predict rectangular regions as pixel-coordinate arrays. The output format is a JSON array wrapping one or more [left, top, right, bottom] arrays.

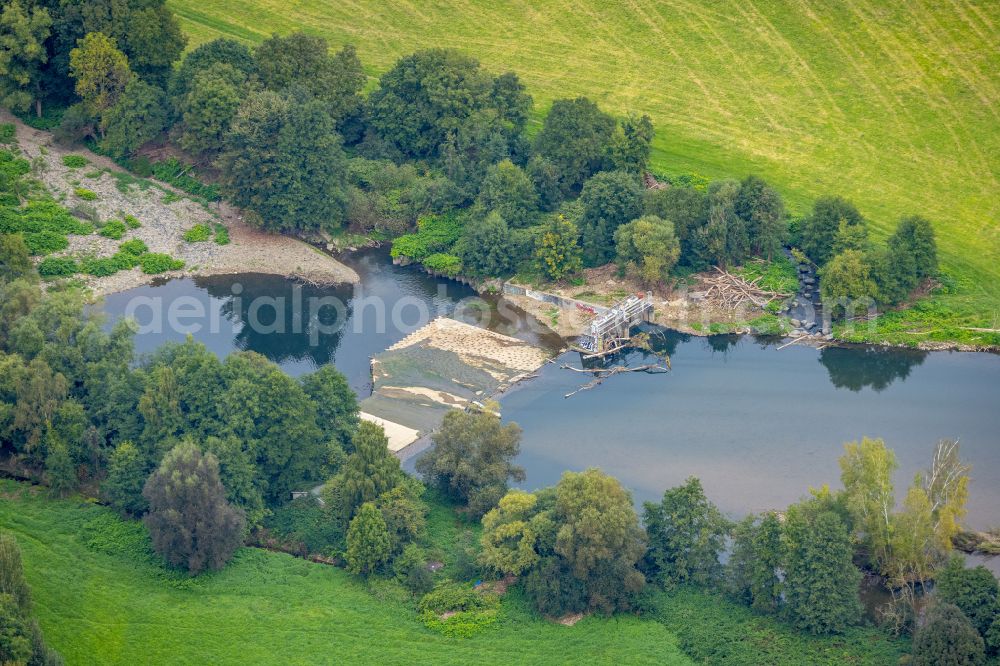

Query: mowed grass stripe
[[166, 0, 1000, 319]]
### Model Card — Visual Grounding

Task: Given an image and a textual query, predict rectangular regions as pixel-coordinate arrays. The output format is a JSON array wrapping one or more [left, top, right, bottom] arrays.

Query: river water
[[101, 250, 1000, 539]]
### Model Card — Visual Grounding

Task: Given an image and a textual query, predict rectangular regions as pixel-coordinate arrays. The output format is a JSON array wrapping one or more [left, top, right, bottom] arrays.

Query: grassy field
[[0, 480, 909, 665], [0, 481, 691, 665], [167, 0, 1000, 344]]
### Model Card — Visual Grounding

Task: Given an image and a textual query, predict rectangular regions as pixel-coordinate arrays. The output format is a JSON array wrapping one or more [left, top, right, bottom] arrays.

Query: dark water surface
[[101, 251, 1000, 536]]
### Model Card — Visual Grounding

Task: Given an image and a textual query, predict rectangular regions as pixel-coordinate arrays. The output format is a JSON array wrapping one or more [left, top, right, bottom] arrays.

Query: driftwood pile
[[701, 267, 787, 310], [561, 362, 669, 398]]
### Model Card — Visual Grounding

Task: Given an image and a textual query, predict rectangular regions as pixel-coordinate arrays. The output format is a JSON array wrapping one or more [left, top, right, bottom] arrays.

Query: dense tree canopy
[[614, 215, 680, 285], [218, 92, 348, 233], [534, 97, 615, 195], [912, 602, 986, 666], [99, 77, 167, 158], [416, 408, 524, 517], [800, 196, 864, 266], [578, 170, 643, 266], [0, 0, 52, 117], [143, 441, 246, 574]]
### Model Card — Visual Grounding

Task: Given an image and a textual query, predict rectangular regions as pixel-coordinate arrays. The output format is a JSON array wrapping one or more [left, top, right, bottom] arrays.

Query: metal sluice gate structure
[[575, 292, 654, 358]]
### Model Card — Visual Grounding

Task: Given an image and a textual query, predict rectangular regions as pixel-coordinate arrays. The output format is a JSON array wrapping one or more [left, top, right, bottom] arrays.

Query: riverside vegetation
[[1, 0, 995, 347], [0, 240, 997, 663]]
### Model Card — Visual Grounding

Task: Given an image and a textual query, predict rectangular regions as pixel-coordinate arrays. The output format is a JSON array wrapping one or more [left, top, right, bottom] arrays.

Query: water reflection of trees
[[198, 275, 354, 367], [818, 346, 928, 392]]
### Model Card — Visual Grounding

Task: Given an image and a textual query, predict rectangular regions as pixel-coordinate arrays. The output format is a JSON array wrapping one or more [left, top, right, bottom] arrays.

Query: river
[[101, 250, 1000, 545]]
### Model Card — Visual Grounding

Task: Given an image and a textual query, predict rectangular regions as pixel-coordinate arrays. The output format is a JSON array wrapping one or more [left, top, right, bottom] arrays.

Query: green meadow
[[0, 481, 906, 665], [167, 0, 1000, 344]]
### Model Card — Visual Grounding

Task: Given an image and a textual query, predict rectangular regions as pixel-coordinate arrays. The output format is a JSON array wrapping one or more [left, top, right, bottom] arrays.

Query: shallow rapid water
[[101, 252, 1000, 546]]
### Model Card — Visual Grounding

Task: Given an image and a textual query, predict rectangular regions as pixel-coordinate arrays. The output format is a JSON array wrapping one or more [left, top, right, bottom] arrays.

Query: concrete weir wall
[[502, 282, 610, 315]]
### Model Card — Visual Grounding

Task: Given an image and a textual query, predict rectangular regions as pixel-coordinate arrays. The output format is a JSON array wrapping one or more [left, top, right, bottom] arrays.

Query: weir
[[575, 292, 655, 357]]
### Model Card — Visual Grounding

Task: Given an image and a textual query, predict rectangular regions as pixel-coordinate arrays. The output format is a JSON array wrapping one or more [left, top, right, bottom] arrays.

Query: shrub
[[422, 253, 462, 276], [61, 155, 89, 169], [264, 497, 344, 556], [912, 602, 986, 666], [118, 239, 148, 256], [98, 220, 127, 239], [0, 124, 14, 144], [37, 257, 78, 277], [417, 581, 500, 638], [213, 224, 230, 245], [151, 158, 219, 201], [23, 230, 69, 255], [935, 558, 1000, 638], [70, 203, 99, 223], [183, 223, 212, 243], [139, 253, 184, 274], [124, 214, 141, 229], [81, 252, 138, 277], [6, 200, 92, 235], [390, 213, 464, 261], [74, 188, 98, 201]]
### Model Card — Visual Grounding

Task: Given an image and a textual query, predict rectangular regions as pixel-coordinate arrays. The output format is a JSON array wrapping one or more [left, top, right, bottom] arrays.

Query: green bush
[[139, 253, 184, 274], [81, 252, 139, 277], [124, 214, 142, 229], [119, 239, 148, 256], [263, 497, 344, 556], [62, 155, 89, 169], [417, 581, 500, 638], [213, 224, 229, 245], [390, 213, 464, 261], [99, 220, 127, 239], [74, 187, 98, 201], [3, 200, 92, 235], [422, 253, 462, 276], [0, 123, 14, 144], [24, 230, 69, 255], [183, 223, 212, 242], [151, 158, 219, 201], [37, 256, 78, 277]]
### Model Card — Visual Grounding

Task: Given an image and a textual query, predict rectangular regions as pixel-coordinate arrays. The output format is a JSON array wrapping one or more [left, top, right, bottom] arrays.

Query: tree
[[178, 63, 244, 155], [0, 533, 31, 611], [299, 365, 358, 455], [839, 437, 896, 572], [553, 469, 646, 614], [43, 428, 75, 496], [735, 175, 785, 258], [608, 113, 654, 173], [783, 506, 862, 634], [889, 215, 937, 280], [535, 214, 582, 281], [479, 490, 542, 576], [475, 160, 538, 227], [100, 78, 167, 158], [643, 477, 728, 587], [614, 215, 680, 285], [0, 235, 34, 284], [800, 196, 864, 266], [416, 408, 524, 517], [457, 211, 517, 276], [887, 483, 938, 588], [935, 557, 1000, 638], [218, 351, 326, 505], [368, 49, 518, 159], [527, 155, 562, 212], [534, 97, 615, 194], [143, 441, 246, 574], [727, 512, 784, 613], [218, 91, 349, 233], [373, 478, 427, 554], [578, 170, 643, 266], [819, 250, 878, 315], [68, 32, 131, 124], [168, 38, 256, 106], [693, 179, 748, 268], [0, 594, 31, 665], [255, 33, 365, 129], [102, 440, 148, 517], [642, 186, 708, 266], [331, 421, 404, 522], [345, 502, 391, 576], [0, 0, 52, 117], [912, 603, 986, 666], [919, 439, 970, 553]]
